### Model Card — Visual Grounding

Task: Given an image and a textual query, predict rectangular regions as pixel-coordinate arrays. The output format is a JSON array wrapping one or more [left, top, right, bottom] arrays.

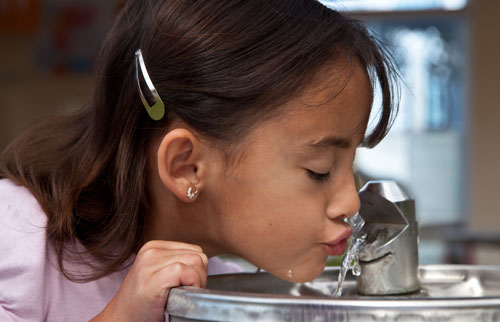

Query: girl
[[0, 0, 397, 321]]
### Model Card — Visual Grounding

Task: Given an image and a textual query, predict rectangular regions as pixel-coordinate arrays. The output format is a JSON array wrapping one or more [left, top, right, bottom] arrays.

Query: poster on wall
[[34, 0, 119, 74]]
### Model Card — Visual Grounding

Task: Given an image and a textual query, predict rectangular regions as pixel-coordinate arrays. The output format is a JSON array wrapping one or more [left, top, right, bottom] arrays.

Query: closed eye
[[307, 170, 331, 183]]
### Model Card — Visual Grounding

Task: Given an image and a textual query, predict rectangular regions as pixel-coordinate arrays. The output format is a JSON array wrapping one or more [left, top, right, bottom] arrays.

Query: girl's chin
[[273, 262, 327, 283]]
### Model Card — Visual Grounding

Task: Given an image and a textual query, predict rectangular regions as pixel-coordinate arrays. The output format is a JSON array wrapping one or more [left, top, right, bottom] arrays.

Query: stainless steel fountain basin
[[166, 265, 500, 322]]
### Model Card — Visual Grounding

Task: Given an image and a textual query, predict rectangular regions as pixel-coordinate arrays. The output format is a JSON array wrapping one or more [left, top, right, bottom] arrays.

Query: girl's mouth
[[323, 238, 349, 256], [323, 229, 352, 256]]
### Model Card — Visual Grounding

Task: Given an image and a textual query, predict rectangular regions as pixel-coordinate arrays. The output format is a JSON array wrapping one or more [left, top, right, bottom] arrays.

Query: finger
[[137, 247, 209, 270], [178, 264, 206, 289], [151, 253, 208, 288], [138, 240, 203, 255], [154, 263, 206, 299]]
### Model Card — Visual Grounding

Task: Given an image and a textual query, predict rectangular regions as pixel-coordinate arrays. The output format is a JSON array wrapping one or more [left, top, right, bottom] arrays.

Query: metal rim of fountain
[[166, 265, 500, 321]]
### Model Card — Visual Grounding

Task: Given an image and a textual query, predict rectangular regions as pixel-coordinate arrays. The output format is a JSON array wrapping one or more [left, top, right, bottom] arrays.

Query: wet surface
[[206, 265, 500, 299]]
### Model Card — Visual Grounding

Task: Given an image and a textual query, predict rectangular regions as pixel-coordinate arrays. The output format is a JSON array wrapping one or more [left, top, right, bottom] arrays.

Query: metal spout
[[356, 180, 420, 295]]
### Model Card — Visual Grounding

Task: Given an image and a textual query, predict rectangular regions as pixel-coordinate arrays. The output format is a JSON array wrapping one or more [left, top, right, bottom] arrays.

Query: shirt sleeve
[[0, 180, 49, 322], [207, 256, 245, 275]]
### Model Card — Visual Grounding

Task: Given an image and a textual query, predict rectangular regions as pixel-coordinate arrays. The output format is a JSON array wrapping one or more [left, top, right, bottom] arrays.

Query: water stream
[[333, 213, 367, 297]]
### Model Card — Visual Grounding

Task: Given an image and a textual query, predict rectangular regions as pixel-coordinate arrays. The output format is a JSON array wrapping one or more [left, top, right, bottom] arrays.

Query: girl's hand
[[91, 240, 208, 322]]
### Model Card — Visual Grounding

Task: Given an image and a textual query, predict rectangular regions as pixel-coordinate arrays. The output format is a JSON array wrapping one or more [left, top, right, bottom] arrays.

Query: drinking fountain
[[356, 180, 420, 295], [166, 180, 500, 322]]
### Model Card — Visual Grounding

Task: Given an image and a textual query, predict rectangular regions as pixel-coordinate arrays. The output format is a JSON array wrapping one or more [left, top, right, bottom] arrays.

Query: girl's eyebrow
[[305, 136, 351, 150]]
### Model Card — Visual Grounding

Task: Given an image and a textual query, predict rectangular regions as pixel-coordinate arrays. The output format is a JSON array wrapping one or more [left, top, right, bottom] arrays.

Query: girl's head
[[1, 0, 397, 282]]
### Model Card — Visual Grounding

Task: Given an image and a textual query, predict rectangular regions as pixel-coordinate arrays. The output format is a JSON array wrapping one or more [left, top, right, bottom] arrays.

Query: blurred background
[[1, 0, 499, 265]]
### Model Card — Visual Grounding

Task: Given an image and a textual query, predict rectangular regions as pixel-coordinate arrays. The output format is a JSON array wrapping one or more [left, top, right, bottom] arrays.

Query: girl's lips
[[323, 229, 352, 256], [323, 238, 349, 256]]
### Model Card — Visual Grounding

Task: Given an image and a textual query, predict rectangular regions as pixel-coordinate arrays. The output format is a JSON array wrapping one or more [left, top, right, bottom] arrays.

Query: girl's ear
[[157, 128, 205, 202]]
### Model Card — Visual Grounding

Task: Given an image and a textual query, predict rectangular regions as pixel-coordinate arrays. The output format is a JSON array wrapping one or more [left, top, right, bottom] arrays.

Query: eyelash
[[307, 170, 331, 183]]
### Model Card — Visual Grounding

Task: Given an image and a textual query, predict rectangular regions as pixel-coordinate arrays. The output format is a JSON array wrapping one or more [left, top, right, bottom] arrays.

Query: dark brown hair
[[0, 0, 398, 281]]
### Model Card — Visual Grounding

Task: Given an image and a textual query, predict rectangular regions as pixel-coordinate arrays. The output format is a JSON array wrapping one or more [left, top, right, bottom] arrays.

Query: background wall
[[468, 0, 500, 264], [0, 35, 94, 149], [0, 0, 113, 149]]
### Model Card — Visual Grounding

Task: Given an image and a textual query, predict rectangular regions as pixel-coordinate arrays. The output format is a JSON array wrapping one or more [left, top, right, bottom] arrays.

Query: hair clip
[[135, 49, 165, 121]]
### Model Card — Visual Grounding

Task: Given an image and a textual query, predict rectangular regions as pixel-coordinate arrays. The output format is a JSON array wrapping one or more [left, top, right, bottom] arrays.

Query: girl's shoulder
[[0, 179, 50, 321], [0, 179, 48, 263], [0, 178, 47, 229], [0, 179, 124, 321]]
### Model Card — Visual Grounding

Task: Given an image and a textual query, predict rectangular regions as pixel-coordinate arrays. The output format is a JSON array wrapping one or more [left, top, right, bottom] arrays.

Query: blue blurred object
[[319, 0, 467, 12]]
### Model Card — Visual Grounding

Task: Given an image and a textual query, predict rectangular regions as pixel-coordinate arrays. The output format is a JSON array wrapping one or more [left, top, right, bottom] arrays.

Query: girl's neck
[[143, 174, 222, 258]]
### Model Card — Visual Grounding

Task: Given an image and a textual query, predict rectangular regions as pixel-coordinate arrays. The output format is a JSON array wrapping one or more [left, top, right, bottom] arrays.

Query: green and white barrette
[[135, 49, 165, 121]]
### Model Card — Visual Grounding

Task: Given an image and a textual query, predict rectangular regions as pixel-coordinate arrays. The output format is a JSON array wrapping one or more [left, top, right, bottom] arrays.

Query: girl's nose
[[325, 173, 360, 221]]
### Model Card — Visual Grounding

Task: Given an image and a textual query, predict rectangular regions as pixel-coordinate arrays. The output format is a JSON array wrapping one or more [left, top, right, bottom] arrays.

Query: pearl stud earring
[[187, 186, 199, 200]]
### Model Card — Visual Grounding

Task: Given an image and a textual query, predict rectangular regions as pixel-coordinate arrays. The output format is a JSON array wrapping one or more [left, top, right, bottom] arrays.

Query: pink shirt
[[0, 179, 241, 321]]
